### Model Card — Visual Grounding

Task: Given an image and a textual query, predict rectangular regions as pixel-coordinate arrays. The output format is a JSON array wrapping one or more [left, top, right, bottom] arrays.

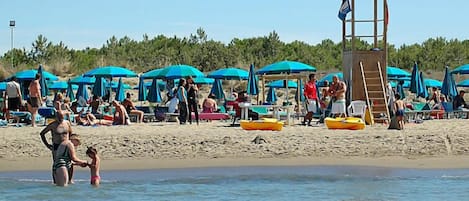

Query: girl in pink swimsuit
[[86, 147, 101, 186]]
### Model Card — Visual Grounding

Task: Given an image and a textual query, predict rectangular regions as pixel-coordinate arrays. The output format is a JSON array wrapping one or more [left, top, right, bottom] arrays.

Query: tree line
[[0, 28, 468, 80]]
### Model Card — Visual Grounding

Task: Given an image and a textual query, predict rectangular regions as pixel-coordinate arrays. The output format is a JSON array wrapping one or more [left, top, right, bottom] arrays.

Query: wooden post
[[351, 0, 355, 50], [374, 0, 378, 47]]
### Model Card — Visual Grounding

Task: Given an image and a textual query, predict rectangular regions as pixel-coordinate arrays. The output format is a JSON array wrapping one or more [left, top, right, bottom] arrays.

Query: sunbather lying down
[[76, 110, 112, 126]]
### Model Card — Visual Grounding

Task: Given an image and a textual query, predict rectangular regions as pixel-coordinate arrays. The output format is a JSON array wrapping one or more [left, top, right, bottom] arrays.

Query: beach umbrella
[[65, 79, 75, 101], [137, 76, 147, 102], [390, 80, 411, 88], [106, 81, 131, 90], [115, 77, 126, 102], [424, 79, 442, 89], [141, 68, 163, 79], [388, 76, 411, 81], [192, 77, 214, 85], [246, 64, 259, 95], [387, 66, 411, 78], [210, 79, 225, 100], [133, 81, 166, 90], [147, 65, 204, 79], [418, 72, 428, 99], [266, 87, 277, 104], [457, 79, 469, 87], [76, 83, 89, 102], [317, 72, 343, 87], [410, 63, 422, 95], [14, 69, 59, 81], [266, 80, 298, 88], [396, 82, 406, 99], [147, 78, 162, 103], [257, 60, 316, 75], [84, 66, 137, 78], [70, 75, 96, 85], [0, 82, 6, 91], [295, 80, 305, 102], [441, 66, 458, 99], [92, 77, 106, 98], [207, 67, 249, 80], [38, 65, 49, 96], [451, 64, 469, 74], [48, 81, 78, 90]]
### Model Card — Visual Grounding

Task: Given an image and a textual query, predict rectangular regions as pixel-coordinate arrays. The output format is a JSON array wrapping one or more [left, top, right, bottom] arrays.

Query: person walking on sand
[[394, 94, 405, 130], [4, 76, 22, 125], [303, 73, 319, 126], [177, 78, 188, 124], [328, 75, 347, 118], [28, 73, 42, 127], [86, 146, 101, 186]]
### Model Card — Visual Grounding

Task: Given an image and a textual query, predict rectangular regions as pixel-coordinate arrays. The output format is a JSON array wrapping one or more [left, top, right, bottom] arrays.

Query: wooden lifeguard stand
[[342, 0, 390, 123]]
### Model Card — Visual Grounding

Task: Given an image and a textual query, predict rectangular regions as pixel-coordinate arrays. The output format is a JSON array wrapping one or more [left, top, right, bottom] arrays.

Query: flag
[[384, 0, 389, 27], [338, 0, 352, 21]]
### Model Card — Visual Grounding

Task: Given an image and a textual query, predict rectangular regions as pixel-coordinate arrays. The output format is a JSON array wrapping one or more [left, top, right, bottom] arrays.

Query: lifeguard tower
[[341, 0, 390, 123]]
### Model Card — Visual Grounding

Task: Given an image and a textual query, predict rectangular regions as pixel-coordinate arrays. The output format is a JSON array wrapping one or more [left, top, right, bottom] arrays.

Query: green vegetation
[[1, 28, 468, 79]]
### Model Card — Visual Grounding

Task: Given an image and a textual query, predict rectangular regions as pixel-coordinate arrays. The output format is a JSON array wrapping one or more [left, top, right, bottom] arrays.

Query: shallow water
[[1, 166, 469, 201]]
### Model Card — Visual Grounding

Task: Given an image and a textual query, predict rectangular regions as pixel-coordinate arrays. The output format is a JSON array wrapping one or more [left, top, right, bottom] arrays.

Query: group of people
[[40, 106, 100, 187]]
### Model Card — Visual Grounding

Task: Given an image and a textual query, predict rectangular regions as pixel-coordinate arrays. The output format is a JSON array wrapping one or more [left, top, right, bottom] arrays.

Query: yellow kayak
[[240, 118, 284, 131], [324, 117, 365, 130]]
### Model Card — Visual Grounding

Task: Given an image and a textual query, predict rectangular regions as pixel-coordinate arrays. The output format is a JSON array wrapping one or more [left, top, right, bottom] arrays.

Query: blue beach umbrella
[[92, 77, 106, 98], [133, 81, 166, 90], [71, 75, 96, 85], [207, 67, 249, 80], [266, 87, 277, 104], [418, 72, 428, 99], [38, 65, 49, 96], [441, 66, 458, 99], [141, 68, 163, 79], [424, 79, 442, 89], [387, 66, 411, 78], [396, 82, 406, 99], [147, 78, 162, 103], [390, 80, 411, 88], [84, 66, 137, 78], [210, 79, 225, 99], [76, 83, 89, 102], [137, 76, 147, 102], [318, 72, 343, 87], [149, 65, 204, 79], [66, 79, 75, 101], [257, 61, 316, 75], [192, 77, 214, 85], [246, 64, 258, 95], [115, 78, 126, 102], [0, 82, 6, 91], [266, 80, 298, 88], [457, 79, 469, 87], [295, 80, 305, 102], [49, 81, 78, 90], [14, 69, 59, 81], [410, 63, 422, 95], [451, 64, 469, 75]]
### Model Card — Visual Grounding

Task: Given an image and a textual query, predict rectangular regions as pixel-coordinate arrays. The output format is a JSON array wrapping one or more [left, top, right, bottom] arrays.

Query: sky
[[0, 0, 468, 55]]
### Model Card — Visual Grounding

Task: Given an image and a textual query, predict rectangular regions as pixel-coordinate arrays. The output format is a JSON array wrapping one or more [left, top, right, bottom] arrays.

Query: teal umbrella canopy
[[76, 83, 89, 102], [84, 66, 137, 78], [257, 61, 316, 75], [318, 72, 343, 87], [71, 75, 96, 84], [396, 83, 406, 99], [14, 69, 59, 81], [210, 79, 225, 99], [266, 87, 277, 104], [424, 79, 442, 89], [149, 65, 204, 79], [133, 81, 166, 90], [115, 78, 126, 102], [207, 67, 249, 80], [441, 66, 458, 98], [451, 64, 469, 74], [457, 79, 469, 87], [0, 82, 6, 91], [387, 66, 411, 78], [192, 77, 214, 85], [92, 77, 106, 97], [38, 65, 49, 96], [418, 72, 428, 99], [147, 78, 162, 103], [266, 80, 298, 88], [141, 68, 163, 79], [66, 79, 76, 101], [49, 81, 78, 90], [137, 76, 147, 102], [246, 64, 258, 95], [410, 63, 422, 94]]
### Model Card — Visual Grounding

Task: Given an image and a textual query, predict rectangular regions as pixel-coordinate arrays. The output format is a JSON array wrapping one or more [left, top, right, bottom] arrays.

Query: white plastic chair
[[347, 100, 367, 120]]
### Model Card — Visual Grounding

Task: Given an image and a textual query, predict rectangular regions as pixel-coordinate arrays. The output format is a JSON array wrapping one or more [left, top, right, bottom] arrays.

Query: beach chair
[[347, 100, 367, 121]]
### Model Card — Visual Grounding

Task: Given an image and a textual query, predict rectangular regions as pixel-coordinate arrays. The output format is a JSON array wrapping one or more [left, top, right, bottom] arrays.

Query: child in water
[[86, 147, 101, 186]]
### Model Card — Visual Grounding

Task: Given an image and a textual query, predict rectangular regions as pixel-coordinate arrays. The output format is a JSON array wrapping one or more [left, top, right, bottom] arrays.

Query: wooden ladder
[[359, 61, 390, 124]]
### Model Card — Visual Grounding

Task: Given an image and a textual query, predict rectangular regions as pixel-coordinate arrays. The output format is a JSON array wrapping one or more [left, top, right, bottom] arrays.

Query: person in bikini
[[122, 92, 144, 123], [86, 146, 101, 186], [394, 93, 405, 130]]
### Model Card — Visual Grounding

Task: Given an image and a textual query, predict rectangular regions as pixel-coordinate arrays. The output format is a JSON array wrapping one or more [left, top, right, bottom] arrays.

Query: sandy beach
[[1, 119, 469, 171]]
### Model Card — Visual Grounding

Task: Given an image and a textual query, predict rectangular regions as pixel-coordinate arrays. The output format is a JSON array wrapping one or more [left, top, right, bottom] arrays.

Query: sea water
[[1, 166, 469, 201]]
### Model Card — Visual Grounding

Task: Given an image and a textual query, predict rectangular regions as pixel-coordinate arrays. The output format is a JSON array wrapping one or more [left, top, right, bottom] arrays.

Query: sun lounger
[[192, 113, 230, 121]]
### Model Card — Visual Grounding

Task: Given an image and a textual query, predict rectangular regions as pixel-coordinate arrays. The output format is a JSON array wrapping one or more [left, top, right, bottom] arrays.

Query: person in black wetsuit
[[186, 76, 199, 125]]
